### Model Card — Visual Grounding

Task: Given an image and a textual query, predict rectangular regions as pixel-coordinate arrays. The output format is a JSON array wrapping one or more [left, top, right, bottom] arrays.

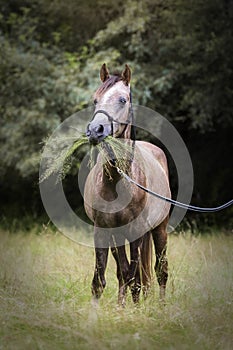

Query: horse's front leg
[[111, 244, 129, 307], [129, 238, 142, 303], [92, 229, 109, 301]]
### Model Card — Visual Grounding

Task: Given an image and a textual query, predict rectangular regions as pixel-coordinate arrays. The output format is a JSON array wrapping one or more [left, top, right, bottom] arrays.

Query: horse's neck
[[102, 163, 121, 184], [102, 138, 133, 184]]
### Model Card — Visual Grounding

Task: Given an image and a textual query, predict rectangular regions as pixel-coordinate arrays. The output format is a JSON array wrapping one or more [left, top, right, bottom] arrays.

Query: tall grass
[[0, 227, 232, 349]]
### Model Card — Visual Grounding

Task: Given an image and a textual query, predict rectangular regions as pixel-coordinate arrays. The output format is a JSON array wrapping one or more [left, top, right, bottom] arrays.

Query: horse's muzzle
[[86, 123, 106, 145]]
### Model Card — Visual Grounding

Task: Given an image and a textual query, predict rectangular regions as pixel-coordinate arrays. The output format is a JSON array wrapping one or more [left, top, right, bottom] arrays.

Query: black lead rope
[[92, 95, 232, 213], [116, 167, 233, 213]]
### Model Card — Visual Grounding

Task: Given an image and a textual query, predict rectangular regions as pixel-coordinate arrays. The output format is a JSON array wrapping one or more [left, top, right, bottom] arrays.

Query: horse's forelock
[[95, 74, 123, 98]]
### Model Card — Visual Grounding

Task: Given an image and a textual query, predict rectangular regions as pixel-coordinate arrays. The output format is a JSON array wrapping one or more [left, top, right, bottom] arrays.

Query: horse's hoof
[[91, 297, 99, 309]]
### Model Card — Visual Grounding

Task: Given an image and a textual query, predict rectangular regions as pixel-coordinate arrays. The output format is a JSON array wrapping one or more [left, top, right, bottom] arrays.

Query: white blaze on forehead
[[99, 81, 130, 105]]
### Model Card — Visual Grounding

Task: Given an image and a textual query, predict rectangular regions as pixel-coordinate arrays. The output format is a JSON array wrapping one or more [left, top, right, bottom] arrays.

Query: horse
[[84, 63, 171, 306]]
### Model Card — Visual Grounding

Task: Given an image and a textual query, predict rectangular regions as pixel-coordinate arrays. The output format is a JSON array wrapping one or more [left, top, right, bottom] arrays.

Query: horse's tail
[[140, 231, 153, 295]]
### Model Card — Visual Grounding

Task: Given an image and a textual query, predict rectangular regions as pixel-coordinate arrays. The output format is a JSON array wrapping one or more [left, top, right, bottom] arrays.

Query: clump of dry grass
[[39, 135, 134, 183], [39, 135, 89, 183]]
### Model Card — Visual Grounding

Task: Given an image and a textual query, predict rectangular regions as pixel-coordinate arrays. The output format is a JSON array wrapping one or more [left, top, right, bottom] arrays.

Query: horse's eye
[[94, 99, 98, 105], [119, 97, 127, 104]]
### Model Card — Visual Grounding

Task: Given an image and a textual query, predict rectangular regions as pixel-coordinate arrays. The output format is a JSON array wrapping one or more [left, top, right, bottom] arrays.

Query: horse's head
[[86, 64, 132, 145]]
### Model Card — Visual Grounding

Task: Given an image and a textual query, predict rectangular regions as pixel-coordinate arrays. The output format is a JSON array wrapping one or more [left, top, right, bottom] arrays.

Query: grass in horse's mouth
[[39, 135, 133, 183], [95, 137, 134, 179]]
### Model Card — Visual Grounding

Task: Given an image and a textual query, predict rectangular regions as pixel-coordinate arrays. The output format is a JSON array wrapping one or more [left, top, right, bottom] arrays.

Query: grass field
[[0, 226, 232, 350]]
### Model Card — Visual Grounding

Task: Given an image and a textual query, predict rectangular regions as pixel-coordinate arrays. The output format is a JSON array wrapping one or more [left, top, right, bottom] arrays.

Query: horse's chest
[[84, 173, 146, 228]]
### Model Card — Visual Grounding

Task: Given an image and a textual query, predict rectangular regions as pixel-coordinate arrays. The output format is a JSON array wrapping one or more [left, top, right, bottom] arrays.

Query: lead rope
[[116, 167, 233, 213]]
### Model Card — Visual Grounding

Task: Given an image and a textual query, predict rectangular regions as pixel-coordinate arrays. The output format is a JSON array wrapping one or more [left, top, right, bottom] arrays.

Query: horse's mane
[[95, 73, 123, 97]]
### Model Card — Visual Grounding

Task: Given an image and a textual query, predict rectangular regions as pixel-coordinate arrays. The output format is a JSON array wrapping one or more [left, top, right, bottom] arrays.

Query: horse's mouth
[[86, 125, 108, 145], [88, 136, 117, 166], [86, 133, 107, 146]]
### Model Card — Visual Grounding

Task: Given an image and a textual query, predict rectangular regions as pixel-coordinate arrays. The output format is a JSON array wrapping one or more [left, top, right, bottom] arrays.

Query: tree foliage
[[0, 0, 232, 223]]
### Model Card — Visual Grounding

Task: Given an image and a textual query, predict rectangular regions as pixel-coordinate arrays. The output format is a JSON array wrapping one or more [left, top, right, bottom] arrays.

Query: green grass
[[0, 227, 232, 349]]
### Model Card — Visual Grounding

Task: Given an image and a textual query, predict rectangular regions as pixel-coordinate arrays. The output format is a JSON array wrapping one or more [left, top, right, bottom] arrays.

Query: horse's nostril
[[97, 124, 104, 134]]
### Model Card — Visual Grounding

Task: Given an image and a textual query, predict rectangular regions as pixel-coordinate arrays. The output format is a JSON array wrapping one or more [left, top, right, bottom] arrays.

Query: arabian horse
[[84, 64, 171, 306]]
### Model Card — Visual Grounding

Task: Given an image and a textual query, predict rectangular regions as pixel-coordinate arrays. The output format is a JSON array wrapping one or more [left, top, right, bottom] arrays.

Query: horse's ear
[[100, 63, 110, 82], [121, 64, 131, 85]]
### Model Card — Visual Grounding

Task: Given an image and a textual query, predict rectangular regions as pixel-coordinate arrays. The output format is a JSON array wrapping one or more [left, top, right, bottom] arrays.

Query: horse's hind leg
[[151, 217, 169, 301], [141, 231, 152, 298], [111, 244, 129, 307], [92, 229, 109, 301]]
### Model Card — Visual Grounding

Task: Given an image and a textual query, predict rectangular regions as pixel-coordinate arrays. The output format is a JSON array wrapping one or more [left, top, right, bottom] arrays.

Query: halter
[[91, 91, 136, 141]]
